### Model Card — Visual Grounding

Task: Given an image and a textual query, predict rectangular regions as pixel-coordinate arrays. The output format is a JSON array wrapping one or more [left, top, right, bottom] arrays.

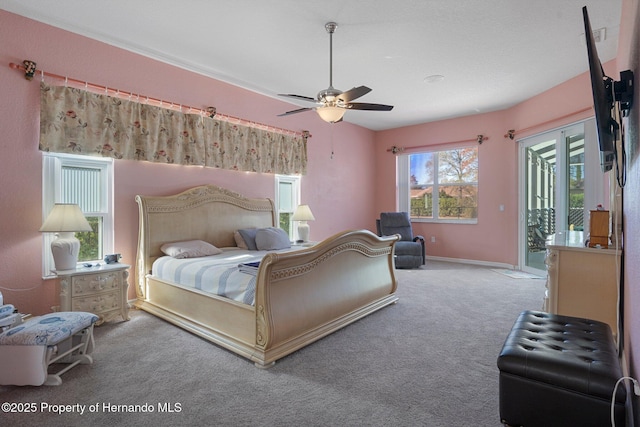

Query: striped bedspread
[[151, 248, 296, 305]]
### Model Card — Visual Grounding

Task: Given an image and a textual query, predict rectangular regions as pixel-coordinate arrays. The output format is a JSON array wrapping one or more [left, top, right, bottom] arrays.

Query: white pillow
[[255, 227, 291, 251], [160, 240, 222, 259]]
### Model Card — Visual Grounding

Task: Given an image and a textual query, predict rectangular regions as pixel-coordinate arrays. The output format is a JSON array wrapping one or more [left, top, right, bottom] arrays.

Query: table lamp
[[40, 203, 92, 271], [291, 204, 315, 242]]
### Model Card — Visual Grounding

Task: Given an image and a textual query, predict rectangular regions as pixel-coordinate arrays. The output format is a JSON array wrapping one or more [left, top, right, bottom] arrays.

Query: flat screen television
[[582, 7, 634, 174], [582, 6, 616, 172]]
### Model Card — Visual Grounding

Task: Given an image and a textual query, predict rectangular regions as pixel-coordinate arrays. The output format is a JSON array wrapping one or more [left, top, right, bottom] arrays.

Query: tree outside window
[[405, 147, 478, 222]]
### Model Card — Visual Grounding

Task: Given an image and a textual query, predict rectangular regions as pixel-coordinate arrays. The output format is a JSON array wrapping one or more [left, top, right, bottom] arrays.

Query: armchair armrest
[[413, 236, 426, 265], [0, 313, 21, 332]]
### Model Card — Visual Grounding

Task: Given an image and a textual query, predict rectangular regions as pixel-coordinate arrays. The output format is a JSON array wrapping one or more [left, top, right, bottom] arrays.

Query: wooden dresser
[[55, 263, 130, 325], [543, 231, 621, 336]]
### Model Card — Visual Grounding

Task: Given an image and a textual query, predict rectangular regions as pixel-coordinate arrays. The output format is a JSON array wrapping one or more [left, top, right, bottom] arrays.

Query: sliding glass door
[[518, 120, 601, 274], [521, 133, 560, 272]]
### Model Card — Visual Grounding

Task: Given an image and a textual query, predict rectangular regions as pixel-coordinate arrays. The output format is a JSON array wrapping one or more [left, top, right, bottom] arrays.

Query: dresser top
[[546, 231, 620, 254], [54, 262, 130, 277]]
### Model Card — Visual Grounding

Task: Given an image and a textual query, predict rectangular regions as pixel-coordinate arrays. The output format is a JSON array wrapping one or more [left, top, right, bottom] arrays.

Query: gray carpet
[[0, 261, 545, 426]]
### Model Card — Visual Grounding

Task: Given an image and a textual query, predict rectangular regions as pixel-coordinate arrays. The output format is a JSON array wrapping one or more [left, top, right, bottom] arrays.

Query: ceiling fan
[[278, 22, 394, 123]]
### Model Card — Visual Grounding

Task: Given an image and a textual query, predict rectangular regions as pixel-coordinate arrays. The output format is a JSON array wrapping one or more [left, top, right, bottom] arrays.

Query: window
[[275, 174, 301, 240], [398, 146, 478, 223], [42, 153, 114, 277]]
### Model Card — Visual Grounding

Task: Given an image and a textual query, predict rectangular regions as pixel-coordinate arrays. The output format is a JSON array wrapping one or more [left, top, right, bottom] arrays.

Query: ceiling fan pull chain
[[330, 122, 335, 159]]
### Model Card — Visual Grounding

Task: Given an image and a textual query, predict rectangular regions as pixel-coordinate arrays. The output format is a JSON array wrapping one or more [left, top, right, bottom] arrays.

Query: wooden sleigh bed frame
[[134, 184, 399, 367]]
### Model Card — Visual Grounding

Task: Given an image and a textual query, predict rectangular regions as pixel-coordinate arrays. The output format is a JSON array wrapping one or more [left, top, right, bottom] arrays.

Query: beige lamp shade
[[40, 204, 92, 271], [40, 204, 92, 233], [292, 205, 315, 242], [291, 204, 315, 222], [316, 106, 345, 123]]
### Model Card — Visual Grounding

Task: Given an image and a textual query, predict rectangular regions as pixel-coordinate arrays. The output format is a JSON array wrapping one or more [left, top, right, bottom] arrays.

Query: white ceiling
[[0, 0, 622, 131]]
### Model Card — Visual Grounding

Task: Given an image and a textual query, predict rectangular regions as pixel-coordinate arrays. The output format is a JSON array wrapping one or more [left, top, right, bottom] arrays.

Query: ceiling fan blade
[[346, 102, 394, 111], [337, 86, 371, 103], [278, 94, 318, 103], [277, 107, 314, 117]]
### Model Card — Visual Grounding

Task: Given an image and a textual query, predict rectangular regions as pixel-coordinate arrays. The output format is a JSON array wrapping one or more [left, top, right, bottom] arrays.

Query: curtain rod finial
[[23, 60, 37, 80], [505, 129, 515, 140], [206, 106, 216, 118]]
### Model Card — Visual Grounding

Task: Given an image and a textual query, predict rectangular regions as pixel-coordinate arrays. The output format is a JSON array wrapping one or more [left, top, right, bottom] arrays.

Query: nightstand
[[55, 263, 130, 325]]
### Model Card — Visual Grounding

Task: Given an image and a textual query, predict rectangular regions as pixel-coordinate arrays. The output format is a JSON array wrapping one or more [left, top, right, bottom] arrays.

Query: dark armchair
[[376, 212, 425, 269]]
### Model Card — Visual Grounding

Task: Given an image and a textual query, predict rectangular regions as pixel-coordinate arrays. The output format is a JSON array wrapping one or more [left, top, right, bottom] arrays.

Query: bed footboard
[[252, 229, 399, 367]]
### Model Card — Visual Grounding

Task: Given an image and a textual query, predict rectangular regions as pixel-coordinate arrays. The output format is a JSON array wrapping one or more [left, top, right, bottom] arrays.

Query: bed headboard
[[134, 184, 276, 299]]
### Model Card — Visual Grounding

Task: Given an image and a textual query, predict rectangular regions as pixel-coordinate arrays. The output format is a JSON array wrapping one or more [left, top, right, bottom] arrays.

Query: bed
[[134, 184, 399, 367]]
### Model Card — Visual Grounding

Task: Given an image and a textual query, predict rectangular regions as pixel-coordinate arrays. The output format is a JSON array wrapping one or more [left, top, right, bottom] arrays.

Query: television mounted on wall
[[582, 6, 634, 173]]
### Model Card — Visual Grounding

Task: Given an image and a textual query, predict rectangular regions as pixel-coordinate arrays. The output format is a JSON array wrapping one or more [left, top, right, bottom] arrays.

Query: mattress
[[151, 248, 294, 305]]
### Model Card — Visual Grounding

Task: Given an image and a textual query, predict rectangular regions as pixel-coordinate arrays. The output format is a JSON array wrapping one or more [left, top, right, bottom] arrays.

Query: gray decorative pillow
[[237, 228, 259, 250], [255, 227, 291, 251], [160, 240, 222, 259], [234, 230, 249, 249]]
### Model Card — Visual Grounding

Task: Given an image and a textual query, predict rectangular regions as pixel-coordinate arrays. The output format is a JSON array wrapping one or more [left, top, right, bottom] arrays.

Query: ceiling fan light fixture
[[317, 106, 345, 123], [277, 20, 393, 121]]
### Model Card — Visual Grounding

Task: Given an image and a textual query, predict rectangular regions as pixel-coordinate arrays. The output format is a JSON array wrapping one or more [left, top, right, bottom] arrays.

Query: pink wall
[[0, 10, 376, 315], [375, 111, 518, 265], [618, 0, 640, 420]]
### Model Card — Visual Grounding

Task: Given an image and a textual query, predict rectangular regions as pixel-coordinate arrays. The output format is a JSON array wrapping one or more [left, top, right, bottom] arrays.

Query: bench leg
[[45, 325, 96, 386]]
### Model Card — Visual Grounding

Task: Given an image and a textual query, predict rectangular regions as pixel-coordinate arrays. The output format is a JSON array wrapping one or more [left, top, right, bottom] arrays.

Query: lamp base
[[297, 222, 310, 242], [51, 232, 80, 271]]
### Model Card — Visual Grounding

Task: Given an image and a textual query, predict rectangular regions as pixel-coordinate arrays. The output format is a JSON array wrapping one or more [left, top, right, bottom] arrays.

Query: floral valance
[[39, 83, 307, 175]]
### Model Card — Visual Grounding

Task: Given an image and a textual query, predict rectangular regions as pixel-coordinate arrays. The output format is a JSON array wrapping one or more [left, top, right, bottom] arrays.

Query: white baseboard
[[426, 255, 517, 270]]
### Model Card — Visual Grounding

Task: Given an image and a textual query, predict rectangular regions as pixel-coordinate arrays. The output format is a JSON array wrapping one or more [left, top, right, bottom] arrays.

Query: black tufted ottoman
[[497, 310, 625, 427]]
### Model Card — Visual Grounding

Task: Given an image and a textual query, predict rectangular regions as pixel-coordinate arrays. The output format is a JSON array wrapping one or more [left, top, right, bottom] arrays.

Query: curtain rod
[[387, 135, 487, 154], [9, 61, 310, 139], [504, 106, 592, 140]]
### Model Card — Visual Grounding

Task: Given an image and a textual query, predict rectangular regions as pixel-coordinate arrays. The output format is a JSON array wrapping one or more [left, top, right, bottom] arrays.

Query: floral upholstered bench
[[0, 311, 98, 386]]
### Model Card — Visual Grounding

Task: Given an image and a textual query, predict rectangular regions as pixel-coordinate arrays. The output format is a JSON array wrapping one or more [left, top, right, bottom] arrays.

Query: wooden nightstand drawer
[[72, 272, 122, 296], [71, 289, 120, 313]]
